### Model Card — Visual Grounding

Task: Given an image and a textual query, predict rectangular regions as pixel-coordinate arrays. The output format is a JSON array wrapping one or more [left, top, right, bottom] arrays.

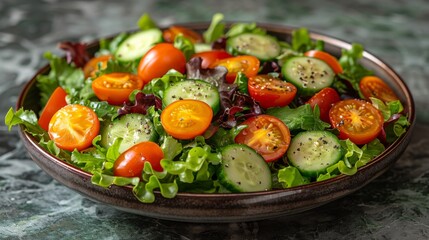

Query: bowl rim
[[16, 21, 416, 210]]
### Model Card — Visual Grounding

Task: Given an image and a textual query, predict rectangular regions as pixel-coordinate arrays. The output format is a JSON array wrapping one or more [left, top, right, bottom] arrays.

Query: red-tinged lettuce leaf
[[186, 57, 228, 87], [117, 92, 162, 116], [58, 41, 90, 68]]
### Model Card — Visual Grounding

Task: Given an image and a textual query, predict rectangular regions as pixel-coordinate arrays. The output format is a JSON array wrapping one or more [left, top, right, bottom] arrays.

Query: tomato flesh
[[235, 115, 291, 162], [113, 141, 164, 177], [163, 26, 203, 43], [92, 72, 143, 105], [210, 55, 260, 83], [360, 76, 399, 102], [83, 55, 112, 78], [307, 87, 341, 122], [329, 99, 384, 145], [304, 50, 343, 74], [38, 87, 68, 131], [248, 75, 297, 109], [191, 50, 232, 69], [161, 100, 213, 140], [137, 43, 186, 84], [48, 104, 100, 151]]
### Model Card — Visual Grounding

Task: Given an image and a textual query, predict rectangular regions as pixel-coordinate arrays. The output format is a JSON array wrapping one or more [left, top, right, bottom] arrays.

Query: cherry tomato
[[83, 55, 112, 78], [113, 141, 164, 177], [304, 50, 343, 74], [38, 87, 68, 131], [210, 55, 260, 84], [137, 43, 186, 84], [235, 115, 291, 162], [248, 75, 297, 109], [163, 26, 203, 43], [360, 76, 399, 102], [48, 104, 100, 151], [92, 72, 143, 105], [307, 87, 341, 122], [161, 100, 213, 140], [329, 99, 384, 145], [191, 50, 232, 69]]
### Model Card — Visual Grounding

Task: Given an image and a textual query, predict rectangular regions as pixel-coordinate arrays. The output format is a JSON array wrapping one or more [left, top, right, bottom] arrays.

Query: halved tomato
[[163, 26, 203, 43], [161, 99, 213, 140], [304, 50, 343, 74], [191, 50, 232, 69], [307, 87, 341, 122], [38, 87, 68, 131], [248, 75, 297, 109], [83, 55, 112, 78], [210, 55, 260, 83], [235, 115, 291, 162], [48, 104, 100, 151], [92, 72, 143, 105], [359, 76, 399, 102], [329, 99, 384, 145], [113, 141, 164, 178]]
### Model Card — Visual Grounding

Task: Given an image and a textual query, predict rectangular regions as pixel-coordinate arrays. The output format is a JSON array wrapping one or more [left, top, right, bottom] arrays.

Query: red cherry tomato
[[38, 87, 68, 131], [163, 26, 203, 43], [137, 43, 186, 84], [307, 87, 341, 122], [304, 50, 343, 74], [248, 75, 297, 109], [235, 115, 291, 162], [113, 141, 164, 178], [210, 55, 260, 84], [92, 72, 143, 105], [191, 50, 232, 69], [359, 76, 399, 102], [329, 99, 384, 145]]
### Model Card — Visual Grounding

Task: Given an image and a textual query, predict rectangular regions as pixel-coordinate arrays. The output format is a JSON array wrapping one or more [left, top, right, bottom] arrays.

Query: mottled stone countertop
[[1, 0, 428, 239]]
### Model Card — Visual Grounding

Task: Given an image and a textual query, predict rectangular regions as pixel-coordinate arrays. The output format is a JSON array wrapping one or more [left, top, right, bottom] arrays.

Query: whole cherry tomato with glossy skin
[[137, 43, 186, 84], [191, 50, 232, 69], [210, 55, 260, 84], [329, 99, 384, 145], [248, 75, 297, 109], [92, 72, 143, 105], [161, 99, 213, 140], [83, 55, 112, 78], [113, 141, 164, 178], [235, 115, 291, 162], [307, 87, 341, 122], [359, 76, 399, 102], [48, 104, 100, 151], [304, 50, 343, 74], [38, 87, 68, 131], [163, 26, 203, 43]]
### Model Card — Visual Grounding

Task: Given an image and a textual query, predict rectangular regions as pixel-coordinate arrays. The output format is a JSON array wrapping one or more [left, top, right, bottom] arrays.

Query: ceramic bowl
[[17, 23, 415, 223]]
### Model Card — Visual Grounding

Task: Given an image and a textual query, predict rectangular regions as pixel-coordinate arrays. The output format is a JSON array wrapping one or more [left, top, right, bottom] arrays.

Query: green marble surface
[[1, 0, 428, 239]]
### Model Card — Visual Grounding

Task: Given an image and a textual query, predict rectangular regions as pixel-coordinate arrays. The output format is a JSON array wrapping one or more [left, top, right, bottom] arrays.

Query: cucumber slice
[[115, 28, 163, 62], [282, 56, 335, 96], [194, 43, 212, 53], [226, 33, 281, 61], [100, 113, 158, 153], [163, 79, 220, 114], [218, 144, 272, 192], [287, 131, 342, 178]]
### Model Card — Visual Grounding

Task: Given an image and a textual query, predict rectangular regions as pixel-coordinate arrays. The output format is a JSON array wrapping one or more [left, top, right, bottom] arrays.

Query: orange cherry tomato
[[235, 115, 291, 162], [38, 87, 68, 131], [48, 104, 100, 151], [191, 50, 232, 69], [304, 50, 343, 74], [92, 72, 143, 105], [161, 100, 213, 140], [359, 76, 399, 102], [307, 87, 341, 122], [83, 55, 112, 78], [210, 55, 260, 84], [248, 75, 297, 109], [113, 141, 164, 177], [163, 26, 203, 43], [137, 43, 186, 84], [329, 99, 384, 145]]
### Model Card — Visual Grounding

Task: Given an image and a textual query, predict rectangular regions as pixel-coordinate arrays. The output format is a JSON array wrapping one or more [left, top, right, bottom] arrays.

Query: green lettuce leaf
[[174, 35, 195, 60], [277, 166, 310, 188], [225, 22, 266, 38], [234, 72, 249, 94], [137, 13, 157, 31], [142, 69, 186, 98], [291, 28, 324, 53], [203, 13, 225, 43]]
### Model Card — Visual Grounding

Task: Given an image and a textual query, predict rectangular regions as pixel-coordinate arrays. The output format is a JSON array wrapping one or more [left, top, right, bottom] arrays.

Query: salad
[[5, 13, 410, 203]]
